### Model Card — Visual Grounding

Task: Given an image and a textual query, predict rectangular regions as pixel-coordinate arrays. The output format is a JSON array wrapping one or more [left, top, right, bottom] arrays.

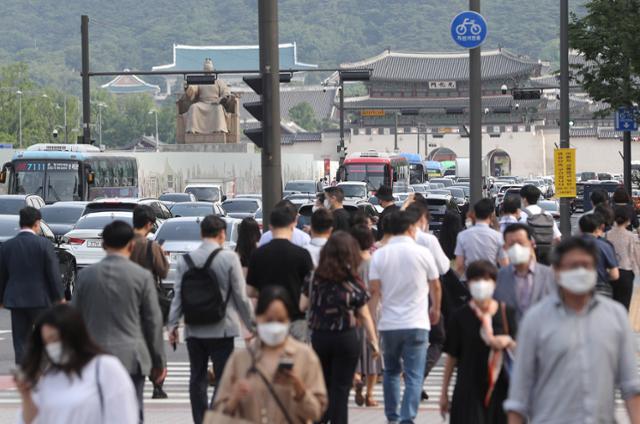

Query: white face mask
[[507, 243, 531, 265], [323, 199, 331, 209], [469, 279, 495, 301], [257, 322, 289, 347], [557, 267, 597, 295], [45, 341, 68, 365]]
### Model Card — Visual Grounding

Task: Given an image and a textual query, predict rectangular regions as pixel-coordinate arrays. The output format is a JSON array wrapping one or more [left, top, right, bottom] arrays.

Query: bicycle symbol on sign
[[455, 18, 482, 36]]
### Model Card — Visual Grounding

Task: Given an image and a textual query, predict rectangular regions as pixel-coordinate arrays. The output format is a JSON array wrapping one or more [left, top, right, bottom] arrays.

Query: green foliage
[[569, 0, 640, 114], [289, 102, 319, 131]]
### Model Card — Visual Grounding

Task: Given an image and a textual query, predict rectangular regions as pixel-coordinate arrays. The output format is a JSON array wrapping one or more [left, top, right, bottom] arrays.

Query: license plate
[[87, 240, 102, 248], [170, 253, 184, 262]]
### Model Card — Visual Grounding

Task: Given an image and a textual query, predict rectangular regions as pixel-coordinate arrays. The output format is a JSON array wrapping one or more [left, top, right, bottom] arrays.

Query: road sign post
[[616, 107, 638, 195], [452, 7, 487, 205]]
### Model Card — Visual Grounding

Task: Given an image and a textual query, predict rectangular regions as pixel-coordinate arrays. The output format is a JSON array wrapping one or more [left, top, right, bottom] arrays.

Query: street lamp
[[148, 109, 159, 152], [338, 69, 371, 163], [16, 90, 22, 148]]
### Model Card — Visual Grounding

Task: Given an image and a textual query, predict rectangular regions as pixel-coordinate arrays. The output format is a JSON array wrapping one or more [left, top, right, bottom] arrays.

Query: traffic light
[[243, 73, 293, 148], [512, 89, 542, 100]]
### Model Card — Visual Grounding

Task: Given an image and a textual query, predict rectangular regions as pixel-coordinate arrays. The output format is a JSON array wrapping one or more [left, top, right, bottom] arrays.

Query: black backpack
[[523, 208, 555, 265], [181, 249, 229, 325]]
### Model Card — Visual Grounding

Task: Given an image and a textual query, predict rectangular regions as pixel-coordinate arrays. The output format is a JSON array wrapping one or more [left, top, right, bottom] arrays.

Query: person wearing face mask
[[213, 286, 327, 423], [495, 224, 554, 323], [72, 221, 166, 424], [505, 237, 640, 424], [439, 260, 517, 424], [324, 186, 351, 232], [15, 305, 138, 424]]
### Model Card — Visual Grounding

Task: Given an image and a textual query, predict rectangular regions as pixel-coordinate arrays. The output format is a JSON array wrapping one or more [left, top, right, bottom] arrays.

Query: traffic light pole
[[469, 0, 483, 205], [258, 0, 282, 227], [81, 15, 91, 145], [624, 130, 632, 195], [559, 0, 571, 239]]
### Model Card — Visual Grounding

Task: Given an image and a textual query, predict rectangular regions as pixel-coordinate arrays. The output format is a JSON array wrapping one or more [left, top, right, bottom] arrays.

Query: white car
[[336, 182, 369, 201], [63, 211, 134, 269], [153, 216, 240, 288]]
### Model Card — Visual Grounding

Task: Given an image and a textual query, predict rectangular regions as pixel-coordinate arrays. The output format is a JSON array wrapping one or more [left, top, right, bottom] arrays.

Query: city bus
[[399, 152, 426, 184], [0, 144, 138, 203], [338, 151, 410, 193], [425, 160, 444, 178]]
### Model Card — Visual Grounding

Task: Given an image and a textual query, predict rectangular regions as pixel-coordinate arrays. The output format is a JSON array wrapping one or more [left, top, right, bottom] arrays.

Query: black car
[[40, 202, 88, 236], [0, 194, 46, 215], [0, 215, 76, 300], [169, 201, 226, 218]]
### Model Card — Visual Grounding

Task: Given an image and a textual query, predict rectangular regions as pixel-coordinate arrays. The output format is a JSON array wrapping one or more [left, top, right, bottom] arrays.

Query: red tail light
[[67, 238, 85, 245]]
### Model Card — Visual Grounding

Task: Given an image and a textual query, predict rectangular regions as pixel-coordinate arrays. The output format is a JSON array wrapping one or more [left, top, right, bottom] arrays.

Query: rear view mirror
[[87, 172, 95, 184], [0, 170, 6, 184], [221, 195, 227, 202]]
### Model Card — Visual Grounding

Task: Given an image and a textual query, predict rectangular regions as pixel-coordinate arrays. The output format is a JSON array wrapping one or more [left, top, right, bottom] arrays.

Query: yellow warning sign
[[554, 148, 576, 198], [361, 109, 386, 117]]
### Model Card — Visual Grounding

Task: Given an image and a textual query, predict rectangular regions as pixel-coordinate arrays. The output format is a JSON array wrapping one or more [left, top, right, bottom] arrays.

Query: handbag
[[203, 410, 253, 424], [146, 241, 172, 323]]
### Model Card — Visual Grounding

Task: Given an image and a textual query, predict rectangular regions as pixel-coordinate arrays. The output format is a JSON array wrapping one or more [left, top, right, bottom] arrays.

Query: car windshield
[[156, 221, 202, 242], [169, 204, 213, 217], [222, 201, 259, 213], [75, 214, 133, 230], [284, 182, 315, 193], [449, 188, 465, 198], [185, 187, 220, 202], [41, 206, 84, 224], [339, 185, 367, 198], [452, 186, 470, 196], [159, 193, 191, 202], [0, 199, 26, 215]]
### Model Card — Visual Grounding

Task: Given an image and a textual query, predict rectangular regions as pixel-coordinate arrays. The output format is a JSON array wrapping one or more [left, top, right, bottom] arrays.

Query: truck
[[183, 178, 234, 202], [455, 158, 470, 179]]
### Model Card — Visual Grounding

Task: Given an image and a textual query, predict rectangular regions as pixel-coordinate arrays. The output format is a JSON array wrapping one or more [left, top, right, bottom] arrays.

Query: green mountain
[[0, 0, 581, 91]]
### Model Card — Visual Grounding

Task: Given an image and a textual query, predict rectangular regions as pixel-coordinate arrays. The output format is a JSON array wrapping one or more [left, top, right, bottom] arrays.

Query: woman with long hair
[[612, 187, 640, 231], [16, 304, 138, 424], [214, 286, 327, 423], [606, 206, 640, 309], [439, 209, 464, 260], [439, 261, 517, 424], [235, 217, 261, 276], [304, 231, 379, 424]]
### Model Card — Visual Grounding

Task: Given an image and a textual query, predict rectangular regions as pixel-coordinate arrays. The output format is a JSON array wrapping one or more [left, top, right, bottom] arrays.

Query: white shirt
[[370, 235, 439, 332], [304, 237, 328, 268], [416, 231, 450, 275], [18, 355, 138, 424], [520, 204, 562, 239], [258, 227, 310, 248]]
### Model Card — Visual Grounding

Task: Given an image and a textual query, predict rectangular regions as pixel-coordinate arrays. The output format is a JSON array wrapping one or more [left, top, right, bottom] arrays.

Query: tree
[[569, 0, 640, 114], [288, 102, 319, 131]]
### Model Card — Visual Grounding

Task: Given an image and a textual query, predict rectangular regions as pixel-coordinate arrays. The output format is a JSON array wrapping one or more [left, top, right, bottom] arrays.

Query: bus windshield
[[344, 164, 387, 191], [409, 164, 425, 184], [14, 160, 80, 203]]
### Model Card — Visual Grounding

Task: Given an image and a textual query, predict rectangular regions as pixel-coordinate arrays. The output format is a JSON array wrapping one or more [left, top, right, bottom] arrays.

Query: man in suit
[[73, 220, 166, 423], [495, 223, 554, 322], [168, 215, 254, 424], [0, 207, 64, 364]]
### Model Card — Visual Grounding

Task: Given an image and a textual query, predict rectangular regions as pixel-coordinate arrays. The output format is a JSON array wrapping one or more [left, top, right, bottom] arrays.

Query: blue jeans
[[380, 329, 429, 423]]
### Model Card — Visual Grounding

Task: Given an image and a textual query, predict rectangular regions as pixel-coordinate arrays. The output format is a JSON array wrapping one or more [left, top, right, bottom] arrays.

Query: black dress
[[443, 303, 518, 424]]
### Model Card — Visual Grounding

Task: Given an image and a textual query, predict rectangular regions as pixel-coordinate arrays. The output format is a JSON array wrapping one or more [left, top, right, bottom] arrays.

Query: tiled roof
[[342, 95, 544, 111], [153, 43, 316, 72], [339, 49, 542, 82], [281, 132, 322, 145], [101, 72, 160, 95], [239, 87, 337, 122]]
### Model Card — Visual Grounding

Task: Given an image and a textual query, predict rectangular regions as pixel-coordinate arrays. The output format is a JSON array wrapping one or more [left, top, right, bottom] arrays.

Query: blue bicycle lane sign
[[451, 11, 488, 49]]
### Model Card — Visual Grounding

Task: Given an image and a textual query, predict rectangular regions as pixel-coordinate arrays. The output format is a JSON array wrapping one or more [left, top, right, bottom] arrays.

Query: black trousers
[[10, 308, 46, 365], [186, 337, 234, 424], [130, 370, 146, 423], [613, 269, 635, 311], [312, 328, 361, 424]]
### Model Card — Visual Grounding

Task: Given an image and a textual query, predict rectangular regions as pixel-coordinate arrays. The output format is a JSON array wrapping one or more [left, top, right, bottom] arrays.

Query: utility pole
[[559, 0, 571, 238], [81, 15, 91, 145], [63, 96, 68, 143], [469, 0, 483, 205], [16, 90, 22, 148], [258, 0, 282, 227], [339, 79, 345, 164]]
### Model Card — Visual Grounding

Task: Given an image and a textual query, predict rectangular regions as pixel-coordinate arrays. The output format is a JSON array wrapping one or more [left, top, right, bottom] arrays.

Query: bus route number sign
[[554, 148, 576, 198]]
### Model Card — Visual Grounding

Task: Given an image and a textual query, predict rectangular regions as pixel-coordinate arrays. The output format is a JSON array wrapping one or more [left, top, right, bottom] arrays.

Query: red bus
[[338, 151, 410, 193]]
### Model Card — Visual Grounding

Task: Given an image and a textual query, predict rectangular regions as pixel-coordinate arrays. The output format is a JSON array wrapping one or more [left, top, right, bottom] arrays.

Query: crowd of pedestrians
[[2, 182, 640, 424]]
